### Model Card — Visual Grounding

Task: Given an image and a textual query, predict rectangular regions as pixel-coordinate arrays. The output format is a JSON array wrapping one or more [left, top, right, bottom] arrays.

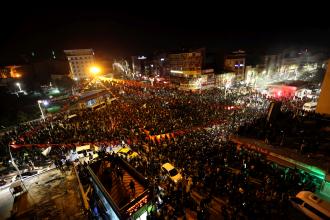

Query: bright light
[[170, 70, 183, 74], [52, 88, 60, 94], [16, 82, 22, 91], [43, 100, 49, 106], [90, 66, 101, 75], [160, 58, 165, 61], [74, 77, 78, 81], [138, 56, 147, 60]]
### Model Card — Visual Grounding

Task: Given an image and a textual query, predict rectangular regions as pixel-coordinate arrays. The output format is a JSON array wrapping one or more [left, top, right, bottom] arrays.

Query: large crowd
[[0, 79, 321, 219]]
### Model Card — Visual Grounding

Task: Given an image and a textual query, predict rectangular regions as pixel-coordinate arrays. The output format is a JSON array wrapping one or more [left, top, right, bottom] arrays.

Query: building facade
[[166, 48, 217, 90], [132, 55, 148, 76], [224, 50, 246, 81], [316, 60, 330, 115], [0, 65, 24, 79], [64, 49, 95, 80], [263, 49, 327, 79], [167, 48, 204, 72]]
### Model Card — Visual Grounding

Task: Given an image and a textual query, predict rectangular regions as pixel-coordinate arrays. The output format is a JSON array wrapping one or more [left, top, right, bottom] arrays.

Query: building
[[0, 65, 24, 79], [316, 60, 330, 115], [224, 50, 246, 81], [169, 69, 215, 90], [64, 49, 95, 80], [167, 48, 204, 72], [131, 53, 168, 79], [131, 55, 150, 77], [167, 48, 216, 90], [263, 49, 327, 80], [245, 64, 265, 86], [215, 72, 236, 87], [151, 53, 167, 77]]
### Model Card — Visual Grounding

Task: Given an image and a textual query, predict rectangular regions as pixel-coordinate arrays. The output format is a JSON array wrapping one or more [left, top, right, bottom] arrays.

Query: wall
[[316, 60, 330, 115]]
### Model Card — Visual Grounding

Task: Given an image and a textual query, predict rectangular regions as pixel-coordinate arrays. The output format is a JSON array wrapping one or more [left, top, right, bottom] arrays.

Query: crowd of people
[[124, 127, 318, 219], [237, 102, 330, 157], [0, 79, 322, 219]]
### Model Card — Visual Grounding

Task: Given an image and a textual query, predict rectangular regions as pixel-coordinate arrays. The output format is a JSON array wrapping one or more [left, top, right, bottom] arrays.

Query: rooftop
[[87, 156, 151, 218]]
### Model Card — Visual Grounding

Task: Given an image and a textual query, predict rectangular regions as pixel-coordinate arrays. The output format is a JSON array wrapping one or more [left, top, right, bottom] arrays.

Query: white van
[[303, 102, 317, 112], [290, 191, 330, 220]]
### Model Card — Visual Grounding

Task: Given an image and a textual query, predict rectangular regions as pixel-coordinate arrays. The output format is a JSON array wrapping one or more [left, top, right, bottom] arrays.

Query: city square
[[0, 7, 330, 220]]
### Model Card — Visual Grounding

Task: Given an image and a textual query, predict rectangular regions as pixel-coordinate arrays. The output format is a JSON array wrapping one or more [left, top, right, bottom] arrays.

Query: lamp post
[[8, 144, 27, 190], [16, 82, 22, 92], [38, 100, 48, 121]]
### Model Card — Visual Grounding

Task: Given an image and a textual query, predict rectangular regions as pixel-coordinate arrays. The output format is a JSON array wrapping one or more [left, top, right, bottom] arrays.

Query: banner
[[156, 135, 161, 143]]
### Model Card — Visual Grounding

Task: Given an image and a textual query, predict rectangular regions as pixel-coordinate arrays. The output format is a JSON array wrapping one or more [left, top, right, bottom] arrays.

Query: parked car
[[117, 147, 139, 160], [161, 163, 182, 183]]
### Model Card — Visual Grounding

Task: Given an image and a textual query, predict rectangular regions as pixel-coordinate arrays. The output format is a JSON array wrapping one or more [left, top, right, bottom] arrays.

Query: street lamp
[[16, 82, 22, 92], [37, 100, 48, 121], [89, 66, 101, 76]]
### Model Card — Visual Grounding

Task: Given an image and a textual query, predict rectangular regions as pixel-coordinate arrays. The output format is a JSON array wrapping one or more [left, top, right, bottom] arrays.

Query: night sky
[[1, 6, 330, 63]]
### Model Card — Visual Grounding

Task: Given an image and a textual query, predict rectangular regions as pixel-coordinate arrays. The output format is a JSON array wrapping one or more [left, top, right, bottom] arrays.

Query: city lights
[[1, 8, 330, 220], [89, 66, 101, 75], [43, 100, 49, 106], [170, 70, 183, 74], [16, 82, 22, 92]]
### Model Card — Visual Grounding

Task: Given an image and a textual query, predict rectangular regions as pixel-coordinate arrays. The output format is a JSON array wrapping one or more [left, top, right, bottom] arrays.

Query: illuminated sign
[[127, 195, 149, 216]]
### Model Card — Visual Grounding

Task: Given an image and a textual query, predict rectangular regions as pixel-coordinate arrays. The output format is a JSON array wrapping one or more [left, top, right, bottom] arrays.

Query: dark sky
[[1, 6, 330, 63]]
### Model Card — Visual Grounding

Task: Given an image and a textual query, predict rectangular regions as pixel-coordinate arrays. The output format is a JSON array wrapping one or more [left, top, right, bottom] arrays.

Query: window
[[303, 203, 329, 219], [169, 168, 178, 177]]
